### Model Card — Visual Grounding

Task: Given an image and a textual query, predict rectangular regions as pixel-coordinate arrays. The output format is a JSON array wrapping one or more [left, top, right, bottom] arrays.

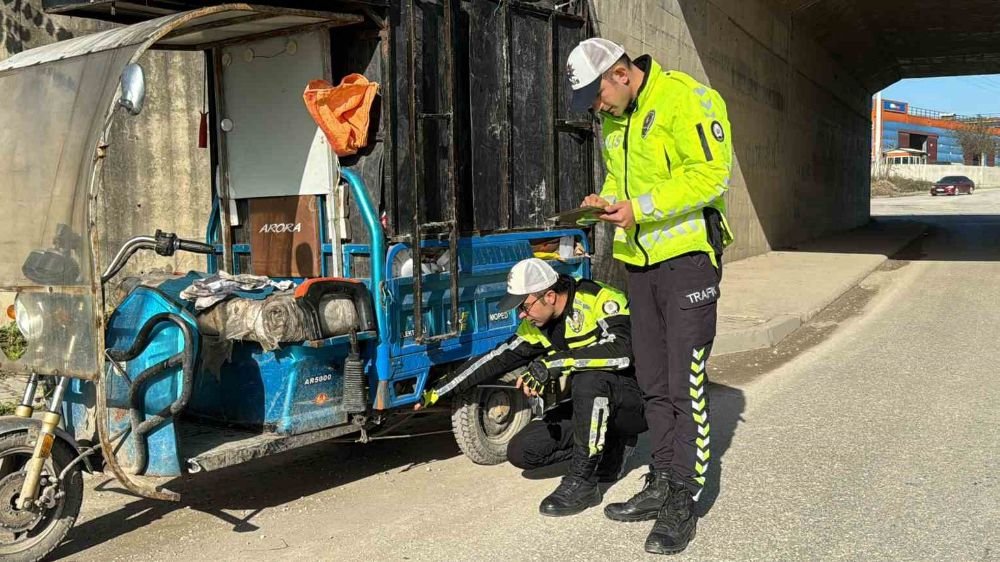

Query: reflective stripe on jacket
[[432, 279, 633, 398]]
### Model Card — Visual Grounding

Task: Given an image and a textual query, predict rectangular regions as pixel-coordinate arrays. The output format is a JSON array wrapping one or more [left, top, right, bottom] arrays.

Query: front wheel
[[451, 382, 533, 465], [0, 432, 83, 562]]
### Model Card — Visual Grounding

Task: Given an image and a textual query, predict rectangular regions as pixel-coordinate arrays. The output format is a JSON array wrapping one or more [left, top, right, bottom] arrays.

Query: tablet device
[[547, 205, 608, 224]]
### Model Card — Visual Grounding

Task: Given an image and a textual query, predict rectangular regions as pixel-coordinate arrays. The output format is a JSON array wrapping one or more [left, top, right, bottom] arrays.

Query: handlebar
[[177, 239, 215, 255], [101, 230, 216, 284]]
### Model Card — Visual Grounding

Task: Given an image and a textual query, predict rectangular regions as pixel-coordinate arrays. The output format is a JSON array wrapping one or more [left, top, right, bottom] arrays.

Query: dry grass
[[871, 176, 933, 197]]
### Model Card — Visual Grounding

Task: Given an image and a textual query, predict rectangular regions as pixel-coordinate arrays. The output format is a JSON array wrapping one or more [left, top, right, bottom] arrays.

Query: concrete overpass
[[594, 0, 1000, 264], [773, 0, 1000, 88], [2, 0, 999, 267]]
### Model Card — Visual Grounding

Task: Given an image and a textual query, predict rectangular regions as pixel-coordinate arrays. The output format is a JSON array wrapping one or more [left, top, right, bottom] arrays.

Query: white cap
[[565, 38, 626, 111], [497, 258, 560, 311]]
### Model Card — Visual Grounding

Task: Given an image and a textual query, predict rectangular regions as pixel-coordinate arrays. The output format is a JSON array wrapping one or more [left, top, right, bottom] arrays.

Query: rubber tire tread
[[450, 387, 532, 466]]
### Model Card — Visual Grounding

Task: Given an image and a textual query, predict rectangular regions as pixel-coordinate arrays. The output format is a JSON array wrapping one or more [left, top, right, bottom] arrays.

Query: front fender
[[0, 415, 94, 473]]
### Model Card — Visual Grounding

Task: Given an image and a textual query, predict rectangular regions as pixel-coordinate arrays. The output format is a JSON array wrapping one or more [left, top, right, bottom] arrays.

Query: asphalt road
[[44, 190, 1000, 561]]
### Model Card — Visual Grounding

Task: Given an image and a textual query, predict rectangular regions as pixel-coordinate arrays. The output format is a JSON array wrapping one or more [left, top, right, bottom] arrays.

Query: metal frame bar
[[441, 0, 461, 344], [210, 46, 236, 274], [43, 0, 393, 19], [507, 0, 587, 20], [378, 5, 396, 239], [408, 0, 461, 345], [547, 9, 558, 221], [159, 12, 277, 40], [406, 0, 422, 338], [185, 18, 364, 51], [503, 1, 514, 230]]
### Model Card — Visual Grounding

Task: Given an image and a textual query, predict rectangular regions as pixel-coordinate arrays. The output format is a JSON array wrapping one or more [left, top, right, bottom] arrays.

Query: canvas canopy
[[0, 4, 360, 378]]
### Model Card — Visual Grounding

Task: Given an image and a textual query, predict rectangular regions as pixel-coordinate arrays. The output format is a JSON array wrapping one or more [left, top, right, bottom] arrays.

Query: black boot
[[644, 480, 697, 555], [603, 467, 672, 522], [595, 434, 638, 483], [538, 449, 601, 517]]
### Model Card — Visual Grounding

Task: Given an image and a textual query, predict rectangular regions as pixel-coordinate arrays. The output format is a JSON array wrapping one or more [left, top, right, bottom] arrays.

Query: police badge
[[568, 309, 584, 333], [642, 110, 656, 139]]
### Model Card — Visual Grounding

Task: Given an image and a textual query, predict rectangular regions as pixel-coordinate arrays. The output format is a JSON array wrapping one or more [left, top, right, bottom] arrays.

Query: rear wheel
[[0, 432, 83, 562], [451, 381, 532, 465]]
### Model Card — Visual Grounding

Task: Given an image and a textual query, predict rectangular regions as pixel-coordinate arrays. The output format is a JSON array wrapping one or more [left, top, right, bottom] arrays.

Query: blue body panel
[[379, 236, 589, 407], [61, 377, 95, 445], [62, 168, 592, 476], [186, 333, 375, 434], [102, 288, 199, 477]]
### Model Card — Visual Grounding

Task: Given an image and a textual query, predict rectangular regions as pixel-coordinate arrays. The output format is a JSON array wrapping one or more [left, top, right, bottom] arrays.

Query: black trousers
[[506, 370, 646, 471], [628, 252, 721, 497]]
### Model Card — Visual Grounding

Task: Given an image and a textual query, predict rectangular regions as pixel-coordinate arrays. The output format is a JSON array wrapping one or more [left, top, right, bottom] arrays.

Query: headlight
[[13, 294, 43, 340]]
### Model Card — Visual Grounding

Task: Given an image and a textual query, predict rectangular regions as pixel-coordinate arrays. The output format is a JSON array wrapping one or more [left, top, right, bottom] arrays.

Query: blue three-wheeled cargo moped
[[0, 3, 599, 560]]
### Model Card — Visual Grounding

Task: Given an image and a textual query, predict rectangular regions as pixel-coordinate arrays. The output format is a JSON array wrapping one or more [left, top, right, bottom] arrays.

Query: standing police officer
[[417, 258, 645, 516], [566, 38, 734, 555]]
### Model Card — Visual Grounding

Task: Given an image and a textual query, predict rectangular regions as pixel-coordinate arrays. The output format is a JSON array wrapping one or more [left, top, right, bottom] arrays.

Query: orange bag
[[303, 74, 380, 157]]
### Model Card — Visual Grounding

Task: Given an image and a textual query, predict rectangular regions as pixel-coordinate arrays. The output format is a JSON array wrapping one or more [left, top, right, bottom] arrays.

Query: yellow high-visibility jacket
[[599, 57, 735, 267]]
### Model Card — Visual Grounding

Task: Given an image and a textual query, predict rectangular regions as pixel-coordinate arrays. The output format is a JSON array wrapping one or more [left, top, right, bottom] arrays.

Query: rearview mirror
[[118, 63, 145, 115]]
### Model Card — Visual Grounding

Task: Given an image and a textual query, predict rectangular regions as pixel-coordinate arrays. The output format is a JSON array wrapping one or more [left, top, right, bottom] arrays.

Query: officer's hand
[[413, 389, 440, 411], [581, 194, 610, 208], [601, 201, 636, 229], [518, 361, 549, 397], [515, 375, 539, 398]]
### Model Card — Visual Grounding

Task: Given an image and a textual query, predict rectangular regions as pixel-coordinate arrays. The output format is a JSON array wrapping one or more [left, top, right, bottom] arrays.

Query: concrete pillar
[[590, 0, 872, 263]]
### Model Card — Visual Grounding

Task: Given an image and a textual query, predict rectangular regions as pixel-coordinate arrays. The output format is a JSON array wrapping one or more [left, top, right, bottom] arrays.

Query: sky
[[879, 75, 1000, 116]]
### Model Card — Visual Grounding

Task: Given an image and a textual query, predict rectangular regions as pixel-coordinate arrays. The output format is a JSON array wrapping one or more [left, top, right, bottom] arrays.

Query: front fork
[[14, 375, 69, 510], [14, 372, 39, 418]]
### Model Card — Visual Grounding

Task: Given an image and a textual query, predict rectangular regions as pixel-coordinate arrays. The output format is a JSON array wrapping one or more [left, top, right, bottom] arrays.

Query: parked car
[[930, 175, 975, 196]]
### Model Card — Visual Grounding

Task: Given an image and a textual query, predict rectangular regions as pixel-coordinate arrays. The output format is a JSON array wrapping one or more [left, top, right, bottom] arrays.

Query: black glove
[[521, 360, 550, 393]]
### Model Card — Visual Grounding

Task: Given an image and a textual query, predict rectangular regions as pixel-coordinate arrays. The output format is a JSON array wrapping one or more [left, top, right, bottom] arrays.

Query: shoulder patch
[[710, 121, 725, 142], [602, 300, 620, 315]]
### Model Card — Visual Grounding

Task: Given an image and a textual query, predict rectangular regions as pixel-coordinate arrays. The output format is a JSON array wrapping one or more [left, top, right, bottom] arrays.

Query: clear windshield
[[0, 46, 139, 378]]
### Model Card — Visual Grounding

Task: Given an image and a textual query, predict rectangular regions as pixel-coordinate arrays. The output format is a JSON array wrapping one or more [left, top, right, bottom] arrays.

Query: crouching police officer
[[416, 258, 645, 516]]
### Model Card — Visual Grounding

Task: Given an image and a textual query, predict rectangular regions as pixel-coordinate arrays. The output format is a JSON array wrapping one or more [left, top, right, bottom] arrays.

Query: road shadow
[[694, 382, 745, 516], [872, 215, 1000, 262], [50, 416, 461, 560], [51, 380, 747, 558]]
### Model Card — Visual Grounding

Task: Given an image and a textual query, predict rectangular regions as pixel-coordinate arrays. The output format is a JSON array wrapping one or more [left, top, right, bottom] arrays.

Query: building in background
[[882, 147, 928, 165], [872, 96, 1000, 166]]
